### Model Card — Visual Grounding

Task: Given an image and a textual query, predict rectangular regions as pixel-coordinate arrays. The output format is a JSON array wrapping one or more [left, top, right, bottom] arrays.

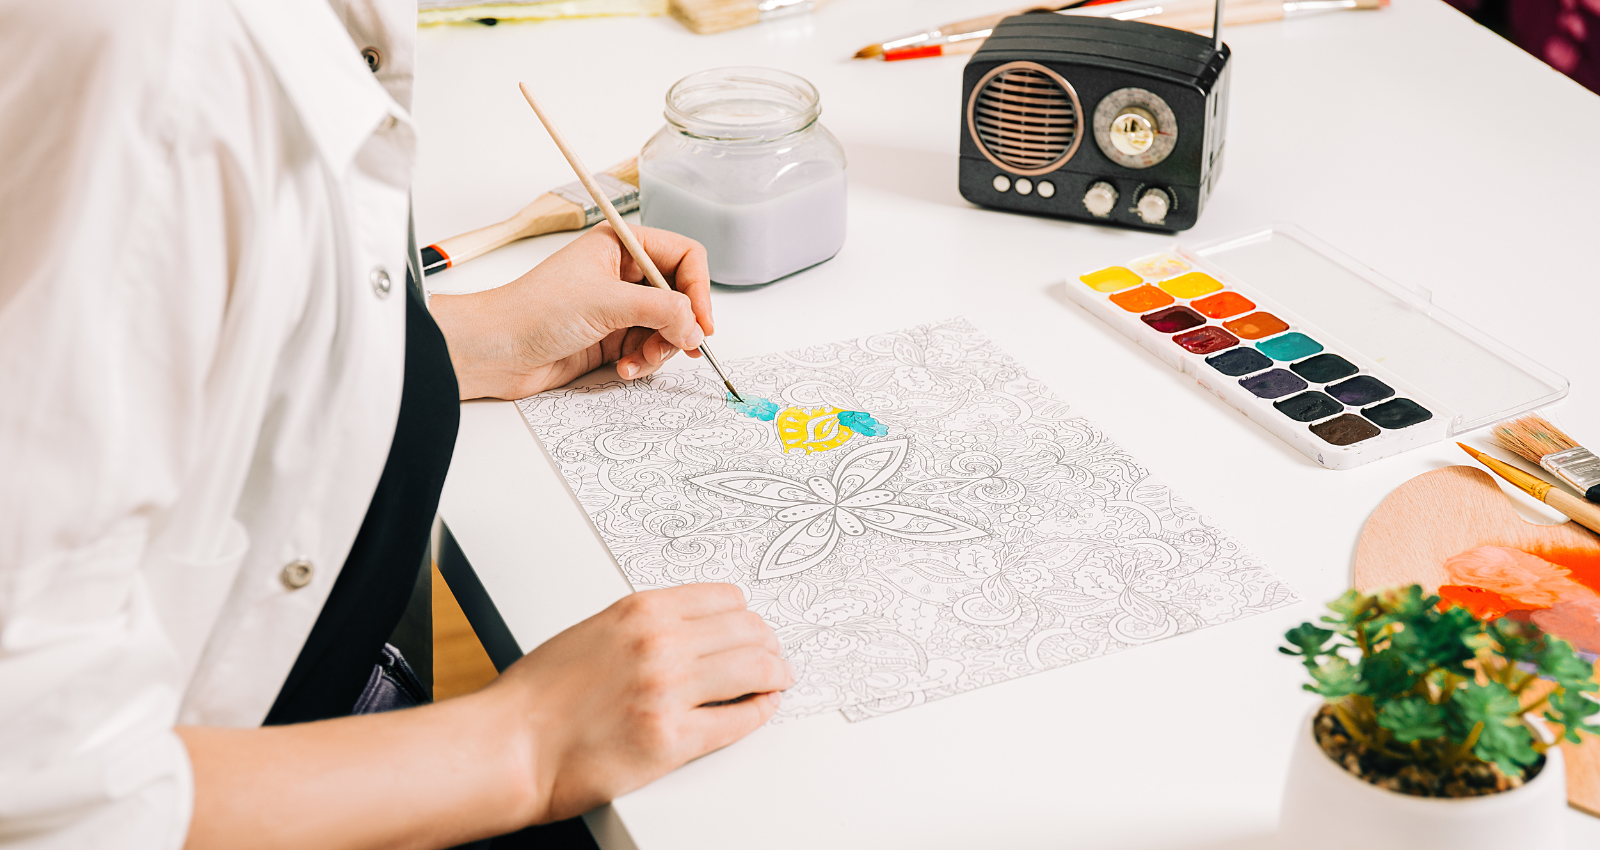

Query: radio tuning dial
[[1136, 188, 1171, 225], [1083, 181, 1117, 218], [1093, 88, 1178, 169], [1109, 107, 1156, 156]]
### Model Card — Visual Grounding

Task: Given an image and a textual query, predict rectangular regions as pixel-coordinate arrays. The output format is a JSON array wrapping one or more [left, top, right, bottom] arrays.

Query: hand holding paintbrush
[[517, 83, 745, 402]]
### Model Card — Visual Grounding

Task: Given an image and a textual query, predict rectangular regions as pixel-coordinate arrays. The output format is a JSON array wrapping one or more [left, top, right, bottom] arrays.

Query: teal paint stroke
[[838, 411, 887, 436], [727, 395, 779, 421]]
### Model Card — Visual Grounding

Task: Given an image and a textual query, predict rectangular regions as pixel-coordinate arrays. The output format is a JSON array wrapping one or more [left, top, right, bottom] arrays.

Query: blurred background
[[1448, 0, 1600, 93]]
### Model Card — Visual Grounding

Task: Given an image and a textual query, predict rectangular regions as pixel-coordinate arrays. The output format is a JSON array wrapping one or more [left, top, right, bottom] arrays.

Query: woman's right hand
[[486, 583, 792, 824]]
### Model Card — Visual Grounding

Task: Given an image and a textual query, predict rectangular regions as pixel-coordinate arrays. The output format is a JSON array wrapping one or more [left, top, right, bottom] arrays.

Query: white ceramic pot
[[1278, 706, 1567, 850]]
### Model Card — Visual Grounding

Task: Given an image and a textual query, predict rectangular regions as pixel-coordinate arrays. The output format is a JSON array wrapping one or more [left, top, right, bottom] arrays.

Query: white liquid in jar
[[640, 167, 846, 286]]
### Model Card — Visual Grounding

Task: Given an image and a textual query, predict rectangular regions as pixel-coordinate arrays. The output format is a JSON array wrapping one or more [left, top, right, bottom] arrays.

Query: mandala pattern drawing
[[516, 318, 1297, 720]]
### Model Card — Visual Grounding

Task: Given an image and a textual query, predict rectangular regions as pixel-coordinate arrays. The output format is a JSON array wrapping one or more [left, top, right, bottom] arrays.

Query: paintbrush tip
[[853, 45, 883, 59]]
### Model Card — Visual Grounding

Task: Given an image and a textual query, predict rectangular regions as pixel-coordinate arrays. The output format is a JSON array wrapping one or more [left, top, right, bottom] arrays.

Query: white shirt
[[0, 0, 419, 845]]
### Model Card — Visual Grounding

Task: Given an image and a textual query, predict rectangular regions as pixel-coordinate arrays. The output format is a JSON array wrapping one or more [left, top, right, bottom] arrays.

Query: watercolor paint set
[[1069, 224, 1568, 469]]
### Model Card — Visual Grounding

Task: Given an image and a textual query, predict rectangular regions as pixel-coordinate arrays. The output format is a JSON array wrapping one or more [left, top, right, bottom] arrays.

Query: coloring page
[[516, 318, 1297, 720]]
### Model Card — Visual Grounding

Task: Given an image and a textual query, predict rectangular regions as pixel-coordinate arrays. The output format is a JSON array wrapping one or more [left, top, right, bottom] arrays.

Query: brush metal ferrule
[[1540, 446, 1600, 501], [551, 173, 639, 227], [758, 0, 814, 21]]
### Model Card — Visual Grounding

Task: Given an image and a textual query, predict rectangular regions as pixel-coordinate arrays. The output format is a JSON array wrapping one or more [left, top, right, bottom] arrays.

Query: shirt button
[[280, 559, 314, 590], [361, 47, 382, 73], [370, 266, 392, 298]]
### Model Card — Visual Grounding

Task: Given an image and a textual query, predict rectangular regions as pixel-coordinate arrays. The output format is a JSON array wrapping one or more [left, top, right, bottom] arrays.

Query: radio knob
[[1083, 181, 1117, 218], [1136, 187, 1171, 225], [1109, 107, 1157, 156]]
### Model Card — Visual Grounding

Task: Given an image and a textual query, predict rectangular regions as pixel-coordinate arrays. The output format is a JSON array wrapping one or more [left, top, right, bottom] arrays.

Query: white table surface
[[415, 1, 1600, 846]]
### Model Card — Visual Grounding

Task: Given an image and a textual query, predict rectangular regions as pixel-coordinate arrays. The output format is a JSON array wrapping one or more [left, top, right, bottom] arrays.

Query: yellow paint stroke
[[776, 406, 856, 454]]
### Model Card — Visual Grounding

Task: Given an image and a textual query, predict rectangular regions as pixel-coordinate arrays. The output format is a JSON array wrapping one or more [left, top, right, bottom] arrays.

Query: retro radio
[[958, 11, 1231, 232]]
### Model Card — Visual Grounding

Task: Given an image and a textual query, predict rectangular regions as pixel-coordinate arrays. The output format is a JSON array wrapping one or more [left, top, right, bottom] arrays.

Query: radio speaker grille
[[968, 62, 1083, 176]]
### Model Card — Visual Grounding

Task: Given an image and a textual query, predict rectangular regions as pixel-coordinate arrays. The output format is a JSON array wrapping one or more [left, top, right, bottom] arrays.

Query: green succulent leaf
[[1535, 638, 1599, 692], [1447, 681, 1521, 741], [1472, 717, 1541, 778], [1372, 585, 1432, 626], [1378, 697, 1447, 743], [1361, 650, 1417, 700], [1390, 605, 1478, 676], [1488, 618, 1545, 667], [1281, 623, 1336, 660], [1547, 688, 1600, 744], [1322, 589, 1374, 627], [1308, 657, 1363, 699]]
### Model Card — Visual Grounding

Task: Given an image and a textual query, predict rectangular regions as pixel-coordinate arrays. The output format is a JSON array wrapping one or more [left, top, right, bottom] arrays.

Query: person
[[0, 0, 790, 847]]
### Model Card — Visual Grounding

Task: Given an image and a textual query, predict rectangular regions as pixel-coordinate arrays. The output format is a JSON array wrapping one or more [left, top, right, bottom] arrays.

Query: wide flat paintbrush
[[1457, 442, 1600, 536], [517, 82, 745, 403], [419, 157, 639, 275], [669, 0, 823, 34], [1492, 414, 1600, 504]]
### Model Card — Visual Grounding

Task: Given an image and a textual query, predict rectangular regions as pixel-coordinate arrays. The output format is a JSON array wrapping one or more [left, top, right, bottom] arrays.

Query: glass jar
[[640, 67, 847, 286]]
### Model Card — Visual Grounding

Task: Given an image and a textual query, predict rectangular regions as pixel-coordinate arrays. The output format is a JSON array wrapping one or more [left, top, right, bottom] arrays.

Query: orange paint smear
[[1442, 546, 1595, 608], [1437, 584, 1530, 620], [1442, 545, 1600, 651], [1529, 548, 1600, 595]]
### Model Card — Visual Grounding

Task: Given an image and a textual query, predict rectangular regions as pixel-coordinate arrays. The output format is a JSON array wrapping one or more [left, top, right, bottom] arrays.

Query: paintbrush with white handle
[[669, 0, 827, 35]]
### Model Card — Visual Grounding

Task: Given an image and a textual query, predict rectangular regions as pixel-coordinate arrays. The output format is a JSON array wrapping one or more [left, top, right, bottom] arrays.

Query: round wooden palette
[[1354, 465, 1600, 816]]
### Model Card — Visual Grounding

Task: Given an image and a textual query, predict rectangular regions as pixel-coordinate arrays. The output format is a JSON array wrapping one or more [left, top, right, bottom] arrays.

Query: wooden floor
[[431, 563, 502, 700]]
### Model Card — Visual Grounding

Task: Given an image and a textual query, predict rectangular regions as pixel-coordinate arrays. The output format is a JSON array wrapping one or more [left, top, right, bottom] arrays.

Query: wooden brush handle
[[425, 157, 639, 271], [430, 194, 585, 268], [1062, 0, 1286, 32], [1547, 487, 1600, 536]]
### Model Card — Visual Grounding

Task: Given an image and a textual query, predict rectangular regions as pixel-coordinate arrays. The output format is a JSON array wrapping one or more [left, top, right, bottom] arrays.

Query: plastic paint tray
[[1068, 223, 1569, 470]]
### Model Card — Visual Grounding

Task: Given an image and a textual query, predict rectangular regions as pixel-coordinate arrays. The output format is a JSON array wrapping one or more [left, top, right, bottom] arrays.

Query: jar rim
[[663, 66, 821, 143]]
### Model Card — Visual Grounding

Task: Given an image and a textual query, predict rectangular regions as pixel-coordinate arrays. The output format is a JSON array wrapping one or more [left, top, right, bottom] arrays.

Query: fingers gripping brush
[[518, 82, 744, 402]]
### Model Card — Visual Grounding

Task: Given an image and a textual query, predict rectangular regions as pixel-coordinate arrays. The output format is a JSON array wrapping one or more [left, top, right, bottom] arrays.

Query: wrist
[[429, 291, 516, 401], [465, 675, 554, 828]]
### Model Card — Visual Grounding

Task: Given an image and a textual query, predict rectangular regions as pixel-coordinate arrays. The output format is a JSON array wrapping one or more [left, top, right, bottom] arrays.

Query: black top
[[265, 267, 459, 725]]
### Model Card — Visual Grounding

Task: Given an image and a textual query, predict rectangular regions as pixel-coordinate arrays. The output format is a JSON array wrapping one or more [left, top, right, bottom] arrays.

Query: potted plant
[[1277, 585, 1599, 850]]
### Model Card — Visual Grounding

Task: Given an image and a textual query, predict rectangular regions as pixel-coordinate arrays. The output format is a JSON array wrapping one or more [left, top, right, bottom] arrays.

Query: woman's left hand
[[430, 224, 713, 400]]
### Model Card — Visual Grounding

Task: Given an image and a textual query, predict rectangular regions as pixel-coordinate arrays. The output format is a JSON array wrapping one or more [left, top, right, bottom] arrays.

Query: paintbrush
[[669, 0, 824, 34], [1457, 443, 1600, 536], [855, 0, 1386, 61], [517, 82, 744, 402], [853, 3, 1082, 60], [1492, 414, 1600, 504], [420, 157, 639, 276]]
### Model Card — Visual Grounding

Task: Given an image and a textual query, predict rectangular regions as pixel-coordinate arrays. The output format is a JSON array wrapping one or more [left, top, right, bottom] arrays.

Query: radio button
[[1136, 188, 1171, 225], [1083, 181, 1117, 217], [992, 175, 1011, 193], [1037, 181, 1055, 198], [1015, 178, 1033, 195]]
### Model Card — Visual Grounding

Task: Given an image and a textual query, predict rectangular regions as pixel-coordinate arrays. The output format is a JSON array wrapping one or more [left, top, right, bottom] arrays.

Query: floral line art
[[690, 438, 988, 579], [516, 318, 1298, 721]]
